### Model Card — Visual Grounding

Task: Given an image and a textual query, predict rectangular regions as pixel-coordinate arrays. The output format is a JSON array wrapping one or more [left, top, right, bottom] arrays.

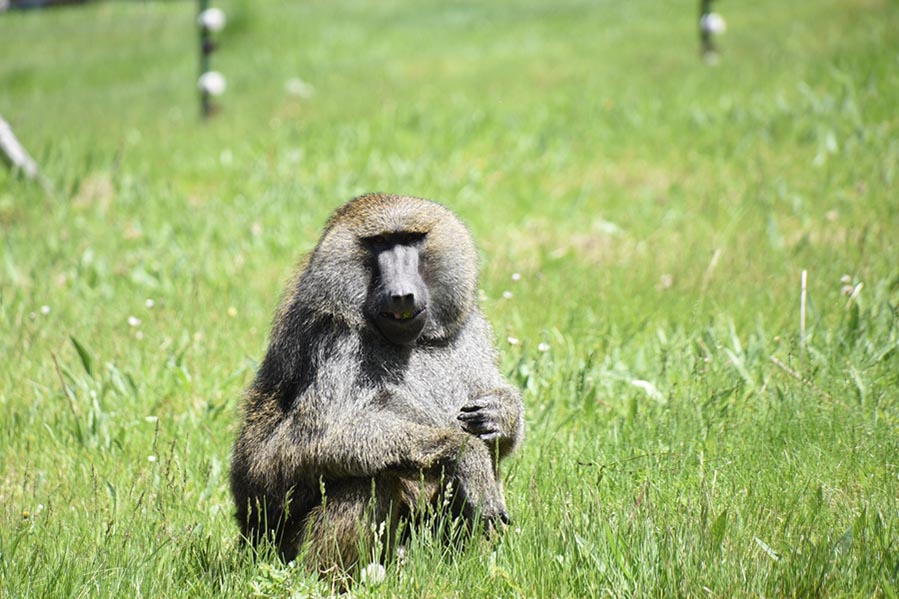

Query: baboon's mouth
[[380, 308, 425, 322]]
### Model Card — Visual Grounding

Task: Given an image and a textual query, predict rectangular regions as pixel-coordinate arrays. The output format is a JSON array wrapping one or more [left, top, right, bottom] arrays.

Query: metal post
[[699, 0, 727, 64], [699, 0, 715, 59], [199, 0, 211, 118]]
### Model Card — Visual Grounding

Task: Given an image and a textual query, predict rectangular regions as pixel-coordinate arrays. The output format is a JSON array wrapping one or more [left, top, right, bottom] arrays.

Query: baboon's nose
[[389, 292, 416, 312]]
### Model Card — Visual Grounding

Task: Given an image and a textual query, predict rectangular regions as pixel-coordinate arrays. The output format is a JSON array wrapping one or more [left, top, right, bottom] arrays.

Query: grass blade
[[70, 335, 94, 378]]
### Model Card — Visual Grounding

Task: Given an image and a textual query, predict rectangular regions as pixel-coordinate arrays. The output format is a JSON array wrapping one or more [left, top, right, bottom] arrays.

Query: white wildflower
[[40, 305, 51, 315], [198, 71, 227, 96], [145, 298, 155, 308], [147, 455, 157, 463], [285, 77, 315, 99], [360, 562, 386, 586], [502, 290, 513, 299], [594, 218, 623, 235], [128, 315, 142, 327], [839, 274, 851, 285], [631, 379, 665, 403], [507, 336, 520, 346], [511, 272, 521, 282], [537, 342, 550, 353]]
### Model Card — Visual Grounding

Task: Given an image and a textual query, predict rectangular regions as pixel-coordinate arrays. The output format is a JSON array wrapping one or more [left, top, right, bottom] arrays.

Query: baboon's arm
[[452, 313, 525, 458], [241, 405, 473, 485], [311, 412, 470, 478]]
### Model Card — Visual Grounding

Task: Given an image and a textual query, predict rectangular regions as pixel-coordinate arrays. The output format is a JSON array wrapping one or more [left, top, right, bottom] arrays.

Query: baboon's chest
[[388, 351, 469, 423]]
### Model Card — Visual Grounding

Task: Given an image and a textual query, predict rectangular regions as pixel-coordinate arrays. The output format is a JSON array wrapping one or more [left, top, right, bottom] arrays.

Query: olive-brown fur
[[230, 193, 524, 573]]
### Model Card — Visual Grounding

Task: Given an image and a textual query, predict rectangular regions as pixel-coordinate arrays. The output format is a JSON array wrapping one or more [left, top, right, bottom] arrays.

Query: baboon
[[230, 193, 524, 574]]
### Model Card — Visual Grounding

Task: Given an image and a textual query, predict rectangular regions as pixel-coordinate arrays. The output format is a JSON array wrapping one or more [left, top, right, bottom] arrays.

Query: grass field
[[2, 0, 899, 596]]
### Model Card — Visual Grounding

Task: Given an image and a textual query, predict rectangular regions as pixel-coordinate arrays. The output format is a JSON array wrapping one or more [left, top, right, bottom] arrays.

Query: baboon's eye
[[365, 232, 425, 249], [364, 234, 390, 251]]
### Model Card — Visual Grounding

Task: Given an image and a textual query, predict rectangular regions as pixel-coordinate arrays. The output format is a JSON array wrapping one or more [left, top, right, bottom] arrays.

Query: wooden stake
[[0, 115, 50, 191], [800, 269, 808, 352]]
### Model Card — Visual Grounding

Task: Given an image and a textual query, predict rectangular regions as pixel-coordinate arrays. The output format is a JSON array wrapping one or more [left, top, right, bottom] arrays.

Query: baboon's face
[[363, 231, 431, 346]]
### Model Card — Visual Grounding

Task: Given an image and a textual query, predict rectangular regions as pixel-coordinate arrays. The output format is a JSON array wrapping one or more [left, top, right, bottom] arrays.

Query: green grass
[[2, 0, 898, 596]]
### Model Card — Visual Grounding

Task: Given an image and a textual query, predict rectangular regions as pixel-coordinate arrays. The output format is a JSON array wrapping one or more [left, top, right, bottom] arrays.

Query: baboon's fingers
[[459, 419, 500, 435], [460, 394, 502, 412], [457, 406, 503, 438], [457, 413, 499, 435], [456, 410, 486, 423], [457, 405, 500, 422]]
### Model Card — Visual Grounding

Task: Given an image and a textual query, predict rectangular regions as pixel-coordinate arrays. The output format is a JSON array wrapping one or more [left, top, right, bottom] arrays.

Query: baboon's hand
[[455, 474, 510, 531], [457, 394, 507, 442], [476, 487, 511, 531]]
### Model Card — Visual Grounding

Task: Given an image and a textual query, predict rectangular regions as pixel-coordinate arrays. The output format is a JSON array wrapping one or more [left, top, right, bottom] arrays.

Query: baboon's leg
[[234, 489, 307, 563], [301, 479, 399, 574], [301, 476, 441, 574]]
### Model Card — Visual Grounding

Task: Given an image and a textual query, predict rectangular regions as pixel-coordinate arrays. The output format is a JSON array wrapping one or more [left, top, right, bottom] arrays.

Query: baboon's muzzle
[[372, 243, 429, 345]]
